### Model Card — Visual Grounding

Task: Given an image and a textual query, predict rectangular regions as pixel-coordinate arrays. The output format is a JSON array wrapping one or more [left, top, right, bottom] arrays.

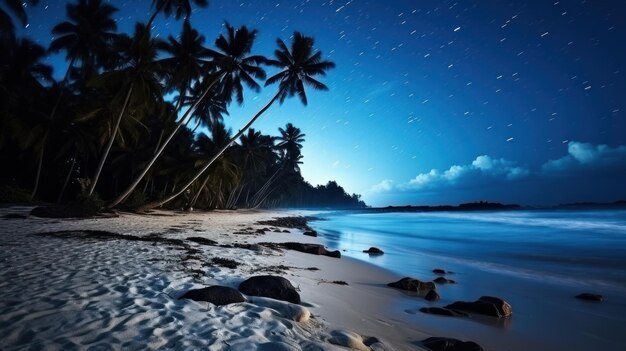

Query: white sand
[[0, 207, 430, 350]]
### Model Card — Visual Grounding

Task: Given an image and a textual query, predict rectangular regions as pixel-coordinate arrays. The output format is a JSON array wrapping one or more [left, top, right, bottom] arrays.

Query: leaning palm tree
[[86, 23, 164, 196], [108, 22, 265, 208], [141, 31, 334, 210]]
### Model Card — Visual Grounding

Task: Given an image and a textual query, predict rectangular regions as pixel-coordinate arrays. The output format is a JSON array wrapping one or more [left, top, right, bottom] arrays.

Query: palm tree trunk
[[250, 166, 283, 206], [30, 56, 77, 200], [188, 173, 211, 210], [57, 148, 78, 203], [107, 73, 224, 208], [87, 81, 135, 196], [139, 90, 282, 211]]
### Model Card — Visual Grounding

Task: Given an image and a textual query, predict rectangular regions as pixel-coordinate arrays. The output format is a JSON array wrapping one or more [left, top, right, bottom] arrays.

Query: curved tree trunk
[[30, 56, 77, 200], [188, 172, 211, 210], [139, 90, 282, 211], [107, 73, 224, 208], [87, 81, 135, 196]]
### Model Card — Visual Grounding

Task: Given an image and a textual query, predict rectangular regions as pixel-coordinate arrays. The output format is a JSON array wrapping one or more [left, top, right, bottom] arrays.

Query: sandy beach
[[0, 206, 436, 351]]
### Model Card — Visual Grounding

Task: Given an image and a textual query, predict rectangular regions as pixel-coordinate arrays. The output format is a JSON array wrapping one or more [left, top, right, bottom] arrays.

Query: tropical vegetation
[[0, 0, 365, 211]]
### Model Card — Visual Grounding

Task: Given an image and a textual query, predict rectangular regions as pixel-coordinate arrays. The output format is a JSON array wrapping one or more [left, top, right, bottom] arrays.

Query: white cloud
[[393, 155, 528, 191], [371, 179, 395, 192], [542, 141, 626, 173]]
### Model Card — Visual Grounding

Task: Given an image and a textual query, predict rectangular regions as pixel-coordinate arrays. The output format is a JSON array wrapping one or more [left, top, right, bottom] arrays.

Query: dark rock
[[433, 277, 456, 284], [424, 290, 440, 301], [187, 237, 218, 245], [445, 296, 512, 318], [363, 247, 384, 254], [279, 242, 341, 258], [238, 275, 301, 304], [422, 337, 484, 351], [180, 286, 245, 306], [576, 293, 604, 302], [303, 230, 318, 237], [419, 307, 468, 317], [387, 277, 436, 292], [433, 268, 446, 275]]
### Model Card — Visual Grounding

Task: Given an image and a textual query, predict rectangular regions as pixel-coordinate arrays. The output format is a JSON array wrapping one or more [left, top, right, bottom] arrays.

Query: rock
[[238, 275, 301, 304], [433, 268, 446, 275], [303, 230, 318, 237], [422, 337, 484, 351], [424, 290, 440, 301], [179, 286, 245, 306], [186, 237, 218, 245], [279, 242, 341, 258], [445, 296, 512, 318], [576, 293, 604, 302], [419, 307, 468, 317], [329, 330, 372, 351], [388, 277, 436, 292], [433, 277, 456, 284], [363, 247, 384, 254], [251, 296, 311, 322]]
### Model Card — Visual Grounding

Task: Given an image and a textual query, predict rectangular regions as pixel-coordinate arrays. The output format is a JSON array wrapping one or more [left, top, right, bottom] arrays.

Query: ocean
[[310, 209, 626, 351]]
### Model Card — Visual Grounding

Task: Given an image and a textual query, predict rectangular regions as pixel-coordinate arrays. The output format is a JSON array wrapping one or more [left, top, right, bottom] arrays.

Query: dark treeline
[[0, 0, 366, 211]]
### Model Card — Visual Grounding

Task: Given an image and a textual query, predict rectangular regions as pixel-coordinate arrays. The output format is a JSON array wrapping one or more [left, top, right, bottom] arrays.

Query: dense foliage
[[0, 0, 366, 210]]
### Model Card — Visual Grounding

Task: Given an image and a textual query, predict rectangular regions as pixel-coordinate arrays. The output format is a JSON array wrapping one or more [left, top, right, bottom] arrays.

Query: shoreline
[[0, 207, 436, 350]]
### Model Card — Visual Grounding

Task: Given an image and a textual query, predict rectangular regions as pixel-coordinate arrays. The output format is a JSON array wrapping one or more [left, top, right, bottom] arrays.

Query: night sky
[[14, 0, 626, 206]]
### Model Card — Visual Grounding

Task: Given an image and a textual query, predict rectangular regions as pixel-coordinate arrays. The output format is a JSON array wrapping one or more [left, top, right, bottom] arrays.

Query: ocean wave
[[414, 212, 626, 233]]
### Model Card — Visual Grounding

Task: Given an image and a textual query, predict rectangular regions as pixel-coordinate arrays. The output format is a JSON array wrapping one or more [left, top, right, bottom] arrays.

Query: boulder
[[303, 230, 318, 237], [576, 293, 604, 302], [186, 237, 218, 246], [363, 247, 384, 255], [238, 275, 301, 304], [422, 337, 484, 351], [424, 290, 440, 301], [433, 277, 456, 284], [445, 296, 512, 318], [419, 307, 468, 317], [388, 277, 436, 292], [329, 330, 380, 351], [179, 286, 245, 306], [280, 242, 340, 258], [432, 268, 446, 275]]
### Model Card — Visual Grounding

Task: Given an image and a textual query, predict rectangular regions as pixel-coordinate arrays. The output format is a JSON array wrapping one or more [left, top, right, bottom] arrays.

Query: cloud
[[371, 179, 395, 192], [395, 155, 528, 191], [542, 141, 626, 173]]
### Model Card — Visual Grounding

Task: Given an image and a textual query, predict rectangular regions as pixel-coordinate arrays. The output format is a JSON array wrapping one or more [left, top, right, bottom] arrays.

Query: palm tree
[[249, 123, 305, 207], [0, 37, 53, 199], [146, 0, 208, 29], [141, 31, 334, 210], [110, 22, 265, 208], [0, 0, 38, 39], [86, 23, 164, 196], [49, 0, 119, 84], [27, 0, 119, 200], [277, 122, 305, 172]]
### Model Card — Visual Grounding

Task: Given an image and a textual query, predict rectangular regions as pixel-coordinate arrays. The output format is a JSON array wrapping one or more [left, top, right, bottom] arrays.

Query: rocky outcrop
[[575, 293, 604, 302], [422, 337, 484, 351], [303, 230, 318, 237], [445, 296, 512, 318], [432, 268, 446, 275], [433, 277, 456, 284], [362, 247, 384, 255], [179, 286, 245, 305], [238, 275, 301, 304], [419, 307, 468, 317], [387, 277, 436, 292], [424, 290, 440, 301], [266, 242, 341, 258]]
